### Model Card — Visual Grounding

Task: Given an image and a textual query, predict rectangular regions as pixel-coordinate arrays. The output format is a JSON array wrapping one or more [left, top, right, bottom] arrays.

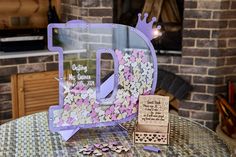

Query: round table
[[0, 112, 231, 157]]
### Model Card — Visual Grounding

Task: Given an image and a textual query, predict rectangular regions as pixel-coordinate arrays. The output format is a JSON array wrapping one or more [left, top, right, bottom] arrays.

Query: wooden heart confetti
[[123, 148, 130, 152], [102, 143, 108, 147], [101, 148, 109, 152], [94, 144, 101, 149], [78, 142, 130, 156], [115, 148, 122, 153], [93, 149, 103, 156], [78, 148, 86, 153], [83, 151, 92, 155]]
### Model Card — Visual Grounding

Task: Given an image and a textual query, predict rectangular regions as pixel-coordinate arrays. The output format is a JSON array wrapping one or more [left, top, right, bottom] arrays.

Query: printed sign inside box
[[138, 95, 169, 125]]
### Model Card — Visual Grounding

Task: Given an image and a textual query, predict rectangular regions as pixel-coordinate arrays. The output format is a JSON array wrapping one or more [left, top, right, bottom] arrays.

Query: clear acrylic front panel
[[49, 23, 157, 130]]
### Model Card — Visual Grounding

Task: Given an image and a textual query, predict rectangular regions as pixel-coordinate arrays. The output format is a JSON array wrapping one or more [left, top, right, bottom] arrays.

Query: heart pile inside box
[[133, 95, 170, 144]]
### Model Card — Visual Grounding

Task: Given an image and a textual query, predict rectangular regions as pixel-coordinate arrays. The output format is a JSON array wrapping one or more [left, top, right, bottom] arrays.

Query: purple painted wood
[[47, 16, 158, 140]]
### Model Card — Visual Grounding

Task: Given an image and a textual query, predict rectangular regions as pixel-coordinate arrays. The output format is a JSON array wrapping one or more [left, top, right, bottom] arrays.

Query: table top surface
[[0, 112, 231, 157]]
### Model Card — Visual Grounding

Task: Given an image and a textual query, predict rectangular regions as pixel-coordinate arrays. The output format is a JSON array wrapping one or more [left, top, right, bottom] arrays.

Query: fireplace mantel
[[0, 49, 86, 59]]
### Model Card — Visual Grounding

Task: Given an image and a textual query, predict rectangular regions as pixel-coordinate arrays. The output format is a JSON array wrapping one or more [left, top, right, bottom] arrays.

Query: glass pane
[[50, 23, 156, 129]]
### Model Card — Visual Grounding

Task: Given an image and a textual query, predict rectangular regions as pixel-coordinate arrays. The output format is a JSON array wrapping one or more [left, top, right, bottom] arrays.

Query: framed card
[[138, 95, 169, 125]]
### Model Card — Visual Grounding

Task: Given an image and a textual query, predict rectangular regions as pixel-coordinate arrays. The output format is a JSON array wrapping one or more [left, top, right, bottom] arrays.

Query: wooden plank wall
[[0, 0, 60, 29]]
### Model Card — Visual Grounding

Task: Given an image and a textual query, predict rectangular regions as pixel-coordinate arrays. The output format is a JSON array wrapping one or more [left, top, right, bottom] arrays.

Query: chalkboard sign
[[138, 95, 169, 125]]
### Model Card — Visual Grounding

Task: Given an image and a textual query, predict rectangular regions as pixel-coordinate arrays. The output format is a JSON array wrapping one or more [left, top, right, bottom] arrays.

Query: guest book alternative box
[[133, 95, 169, 144]]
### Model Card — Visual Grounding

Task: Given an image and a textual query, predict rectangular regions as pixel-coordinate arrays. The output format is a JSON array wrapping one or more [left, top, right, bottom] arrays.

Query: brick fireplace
[[60, 0, 236, 129], [0, 0, 236, 130]]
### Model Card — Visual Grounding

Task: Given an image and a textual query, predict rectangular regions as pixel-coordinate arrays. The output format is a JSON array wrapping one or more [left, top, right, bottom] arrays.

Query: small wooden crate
[[133, 123, 170, 144], [136, 124, 169, 133], [133, 95, 170, 144]]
